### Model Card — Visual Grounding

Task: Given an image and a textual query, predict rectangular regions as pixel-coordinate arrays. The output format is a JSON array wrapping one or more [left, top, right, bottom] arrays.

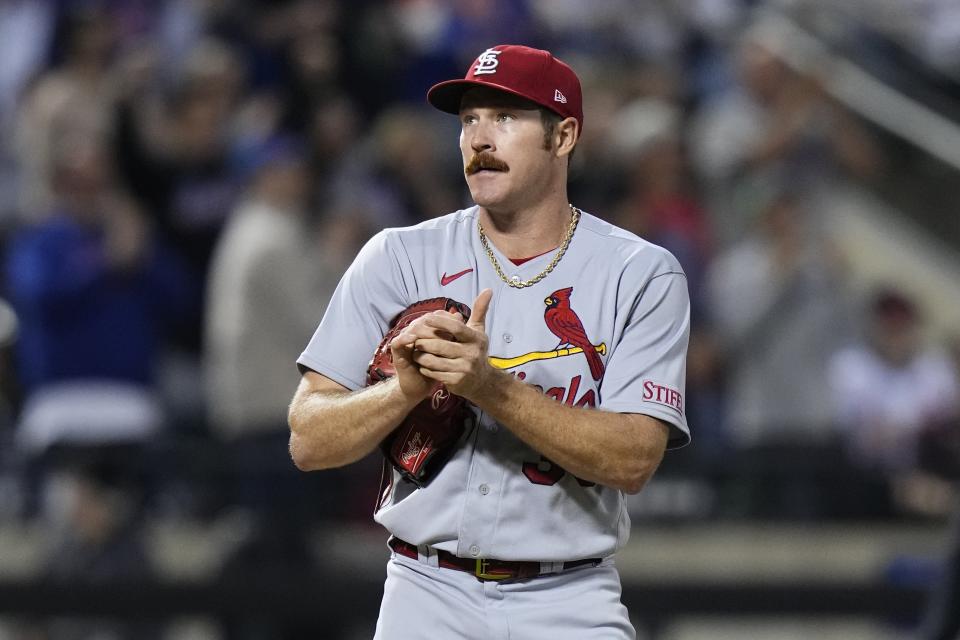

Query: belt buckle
[[475, 558, 511, 581]]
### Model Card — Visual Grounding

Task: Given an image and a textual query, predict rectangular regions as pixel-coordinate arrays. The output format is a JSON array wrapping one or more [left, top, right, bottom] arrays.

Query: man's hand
[[103, 196, 149, 272], [400, 289, 494, 402], [388, 333, 435, 404]]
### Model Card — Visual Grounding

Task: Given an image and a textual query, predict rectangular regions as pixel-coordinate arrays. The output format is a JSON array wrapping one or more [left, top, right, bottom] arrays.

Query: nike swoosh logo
[[440, 268, 474, 286]]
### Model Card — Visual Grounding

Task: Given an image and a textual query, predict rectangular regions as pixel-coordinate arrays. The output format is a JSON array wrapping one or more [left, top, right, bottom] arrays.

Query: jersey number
[[522, 456, 595, 487]]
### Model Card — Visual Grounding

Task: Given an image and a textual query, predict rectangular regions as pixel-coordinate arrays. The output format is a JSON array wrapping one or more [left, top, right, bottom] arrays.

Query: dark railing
[[0, 577, 929, 622]]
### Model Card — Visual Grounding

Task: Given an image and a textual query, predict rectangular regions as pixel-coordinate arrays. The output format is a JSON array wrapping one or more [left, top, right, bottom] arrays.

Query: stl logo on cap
[[426, 44, 584, 133], [473, 48, 502, 75]]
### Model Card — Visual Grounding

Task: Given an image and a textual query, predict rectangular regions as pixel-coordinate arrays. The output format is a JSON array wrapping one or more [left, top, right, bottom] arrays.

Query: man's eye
[[462, 115, 476, 125], [497, 113, 515, 122]]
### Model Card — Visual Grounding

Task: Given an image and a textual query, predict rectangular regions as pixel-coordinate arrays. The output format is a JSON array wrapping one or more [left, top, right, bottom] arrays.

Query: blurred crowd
[[0, 0, 959, 637]]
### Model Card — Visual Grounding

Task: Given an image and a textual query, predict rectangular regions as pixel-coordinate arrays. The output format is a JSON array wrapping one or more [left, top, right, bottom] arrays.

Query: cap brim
[[427, 79, 549, 116]]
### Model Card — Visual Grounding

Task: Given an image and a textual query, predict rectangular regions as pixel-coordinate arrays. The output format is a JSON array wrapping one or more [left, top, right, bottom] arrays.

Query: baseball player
[[289, 44, 690, 639]]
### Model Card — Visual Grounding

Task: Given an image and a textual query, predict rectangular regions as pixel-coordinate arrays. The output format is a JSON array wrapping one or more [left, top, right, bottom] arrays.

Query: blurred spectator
[[909, 333, 960, 640], [5, 133, 193, 458], [684, 324, 728, 453], [0, 297, 19, 425], [332, 105, 461, 227], [204, 133, 375, 523], [528, 0, 719, 61], [0, 297, 22, 519], [610, 96, 712, 315], [112, 38, 245, 404], [567, 68, 627, 206], [607, 96, 727, 452], [921, 492, 960, 640], [915, 0, 960, 80], [689, 34, 880, 245], [205, 134, 350, 442], [305, 92, 362, 202], [706, 186, 849, 450], [828, 287, 960, 478], [40, 449, 161, 640], [0, 0, 55, 224], [373, 0, 536, 107], [0, 1, 54, 127], [115, 38, 243, 280], [14, 5, 118, 219], [274, 0, 343, 132], [43, 460, 149, 580], [918, 337, 960, 482]]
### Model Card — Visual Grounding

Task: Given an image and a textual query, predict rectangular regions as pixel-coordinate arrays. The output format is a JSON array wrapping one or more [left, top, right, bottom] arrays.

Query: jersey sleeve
[[297, 230, 412, 390], [600, 269, 691, 448]]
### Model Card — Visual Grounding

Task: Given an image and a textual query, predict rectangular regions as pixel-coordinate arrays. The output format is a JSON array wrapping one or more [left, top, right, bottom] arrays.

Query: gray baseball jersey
[[298, 206, 690, 562]]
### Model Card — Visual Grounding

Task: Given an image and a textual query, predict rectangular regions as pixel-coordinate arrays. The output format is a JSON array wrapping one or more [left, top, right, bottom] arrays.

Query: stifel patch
[[642, 380, 683, 415]]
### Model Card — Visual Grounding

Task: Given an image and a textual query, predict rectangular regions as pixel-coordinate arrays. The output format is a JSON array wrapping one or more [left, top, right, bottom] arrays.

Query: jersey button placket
[[455, 307, 503, 559]]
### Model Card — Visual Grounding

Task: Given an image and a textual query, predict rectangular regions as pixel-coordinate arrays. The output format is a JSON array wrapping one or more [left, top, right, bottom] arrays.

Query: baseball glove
[[367, 298, 474, 487]]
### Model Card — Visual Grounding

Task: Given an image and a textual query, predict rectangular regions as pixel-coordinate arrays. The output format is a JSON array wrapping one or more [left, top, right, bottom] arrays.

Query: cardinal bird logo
[[544, 287, 605, 381]]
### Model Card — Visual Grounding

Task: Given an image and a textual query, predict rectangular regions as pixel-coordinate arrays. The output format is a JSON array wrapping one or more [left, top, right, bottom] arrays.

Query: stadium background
[[0, 0, 959, 638]]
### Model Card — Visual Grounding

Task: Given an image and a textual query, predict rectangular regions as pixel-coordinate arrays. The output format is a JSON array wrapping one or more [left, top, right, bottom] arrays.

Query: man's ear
[[555, 117, 579, 158]]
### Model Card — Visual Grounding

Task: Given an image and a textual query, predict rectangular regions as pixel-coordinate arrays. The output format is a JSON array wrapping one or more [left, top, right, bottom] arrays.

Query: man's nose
[[469, 121, 495, 153]]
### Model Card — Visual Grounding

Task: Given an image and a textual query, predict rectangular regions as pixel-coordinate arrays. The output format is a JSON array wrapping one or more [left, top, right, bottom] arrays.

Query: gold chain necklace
[[477, 204, 581, 289]]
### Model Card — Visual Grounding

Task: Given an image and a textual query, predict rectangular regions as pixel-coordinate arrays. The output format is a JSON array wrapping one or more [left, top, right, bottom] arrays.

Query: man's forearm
[[288, 375, 421, 471], [473, 370, 669, 493]]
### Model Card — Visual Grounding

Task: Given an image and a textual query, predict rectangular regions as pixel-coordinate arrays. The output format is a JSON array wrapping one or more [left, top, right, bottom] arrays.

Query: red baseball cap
[[427, 45, 583, 131]]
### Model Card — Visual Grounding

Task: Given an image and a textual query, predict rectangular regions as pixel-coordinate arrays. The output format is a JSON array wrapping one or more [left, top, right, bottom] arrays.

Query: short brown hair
[[540, 108, 575, 163]]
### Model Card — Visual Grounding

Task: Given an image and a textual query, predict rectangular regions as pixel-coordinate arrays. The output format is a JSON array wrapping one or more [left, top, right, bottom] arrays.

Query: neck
[[478, 197, 573, 258]]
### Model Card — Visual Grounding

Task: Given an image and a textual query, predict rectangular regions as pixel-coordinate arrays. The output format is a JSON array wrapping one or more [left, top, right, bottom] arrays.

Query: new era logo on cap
[[427, 44, 584, 132]]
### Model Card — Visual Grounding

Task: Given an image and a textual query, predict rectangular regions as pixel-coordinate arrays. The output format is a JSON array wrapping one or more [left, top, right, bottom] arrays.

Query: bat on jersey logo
[[487, 287, 606, 380]]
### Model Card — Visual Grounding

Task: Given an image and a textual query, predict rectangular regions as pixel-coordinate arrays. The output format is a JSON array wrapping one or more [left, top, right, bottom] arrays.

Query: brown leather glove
[[367, 298, 474, 486]]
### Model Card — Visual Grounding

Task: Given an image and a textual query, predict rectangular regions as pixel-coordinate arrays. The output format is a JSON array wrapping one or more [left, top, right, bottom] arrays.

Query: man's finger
[[417, 368, 459, 386], [412, 351, 467, 373], [412, 338, 463, 358], [389, 336, 417, 372], [467, 289, 493, 331], [396, 321, 448, 343], [422, 313, 474, 340], [390, 334, 415, 352]]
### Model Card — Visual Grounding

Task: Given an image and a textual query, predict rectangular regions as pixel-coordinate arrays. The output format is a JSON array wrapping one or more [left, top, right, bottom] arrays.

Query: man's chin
[[468, 187, 504, 208], [471, 195, 510, 211]]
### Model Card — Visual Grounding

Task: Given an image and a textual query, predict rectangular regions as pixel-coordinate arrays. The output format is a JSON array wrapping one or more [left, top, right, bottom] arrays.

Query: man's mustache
[[465, 152, 509, 175]]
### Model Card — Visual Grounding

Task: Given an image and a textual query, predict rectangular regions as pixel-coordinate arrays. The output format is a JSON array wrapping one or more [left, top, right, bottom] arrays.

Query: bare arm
[[288, 331, 434, 471], [403, 289, 670, 493], [472, 369, 669, 493]]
